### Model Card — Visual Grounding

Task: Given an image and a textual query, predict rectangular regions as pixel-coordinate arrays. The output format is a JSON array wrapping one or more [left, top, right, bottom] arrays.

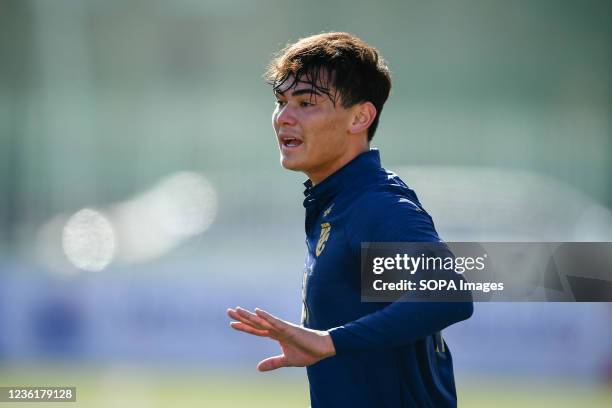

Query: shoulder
[[344, 172, 441, 244], [350, 169, 426, 218], [355, 186, 423, 214]]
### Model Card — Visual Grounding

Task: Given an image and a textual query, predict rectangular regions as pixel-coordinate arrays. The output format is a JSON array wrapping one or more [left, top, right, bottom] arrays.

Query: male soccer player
[[227, 32, 473, 407]]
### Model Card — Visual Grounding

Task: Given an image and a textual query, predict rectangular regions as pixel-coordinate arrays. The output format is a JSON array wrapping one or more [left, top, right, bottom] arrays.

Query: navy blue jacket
[[301, 149, 473, 408]]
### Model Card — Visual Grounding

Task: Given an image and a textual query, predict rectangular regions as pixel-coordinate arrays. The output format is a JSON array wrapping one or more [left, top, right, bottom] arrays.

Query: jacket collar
[[303, 149, 382, 210]]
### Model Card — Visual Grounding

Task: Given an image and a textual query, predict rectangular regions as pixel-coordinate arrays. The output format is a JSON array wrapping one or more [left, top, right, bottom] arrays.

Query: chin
[[280, 155, 305, 172]]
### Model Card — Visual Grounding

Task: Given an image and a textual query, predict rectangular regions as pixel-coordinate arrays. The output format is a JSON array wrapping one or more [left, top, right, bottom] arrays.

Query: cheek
[[317, 117, 346, 147]]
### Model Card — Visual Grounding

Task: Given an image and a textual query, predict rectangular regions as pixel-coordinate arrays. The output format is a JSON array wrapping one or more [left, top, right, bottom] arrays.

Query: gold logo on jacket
[[316, 222, 331, 256]]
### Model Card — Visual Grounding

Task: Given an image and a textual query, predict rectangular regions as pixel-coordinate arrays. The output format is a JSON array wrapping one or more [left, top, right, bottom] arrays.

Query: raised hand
[[227, 307, 336, 372]]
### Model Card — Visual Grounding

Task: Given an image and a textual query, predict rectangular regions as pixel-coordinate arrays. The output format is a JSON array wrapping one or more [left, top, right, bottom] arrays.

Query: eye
[[299, 101, 314, 107], [275, 99, 287, 107]]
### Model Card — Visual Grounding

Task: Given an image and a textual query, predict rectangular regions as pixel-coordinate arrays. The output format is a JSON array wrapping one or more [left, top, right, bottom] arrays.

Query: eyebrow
[[275, 88, 322, 98]]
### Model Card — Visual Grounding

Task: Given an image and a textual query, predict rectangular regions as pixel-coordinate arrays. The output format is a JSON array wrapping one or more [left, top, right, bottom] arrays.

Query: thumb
[[257, 354, 290, 372]]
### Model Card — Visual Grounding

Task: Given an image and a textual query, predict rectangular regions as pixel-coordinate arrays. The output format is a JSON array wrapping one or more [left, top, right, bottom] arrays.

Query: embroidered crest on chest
[[316, 222, 332, 256]]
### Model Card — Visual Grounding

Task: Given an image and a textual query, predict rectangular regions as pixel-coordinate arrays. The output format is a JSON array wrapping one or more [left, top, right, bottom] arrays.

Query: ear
[[348, 102, 377, 135]]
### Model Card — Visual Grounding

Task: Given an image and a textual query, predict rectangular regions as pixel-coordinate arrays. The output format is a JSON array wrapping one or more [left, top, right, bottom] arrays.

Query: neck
[[308, 143, 369, 186]]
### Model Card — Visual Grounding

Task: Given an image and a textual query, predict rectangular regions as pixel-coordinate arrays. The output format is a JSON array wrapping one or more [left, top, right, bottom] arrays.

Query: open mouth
[[281, 137, 303, 148]]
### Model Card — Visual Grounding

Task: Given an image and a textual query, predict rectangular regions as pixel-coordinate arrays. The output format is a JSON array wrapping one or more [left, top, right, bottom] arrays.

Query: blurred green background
[[1, 0, 611, 406]]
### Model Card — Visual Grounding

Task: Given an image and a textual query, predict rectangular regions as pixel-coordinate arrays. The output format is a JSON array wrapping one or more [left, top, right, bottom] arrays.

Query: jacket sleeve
[[329, 301, 473, 353], [329, 190, 473, 354]]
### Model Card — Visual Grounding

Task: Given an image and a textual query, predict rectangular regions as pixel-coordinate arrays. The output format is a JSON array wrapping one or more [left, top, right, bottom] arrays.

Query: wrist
[[321, 331, 336, 358]]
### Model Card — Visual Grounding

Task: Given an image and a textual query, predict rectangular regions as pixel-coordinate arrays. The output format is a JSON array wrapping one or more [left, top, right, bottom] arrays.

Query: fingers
[[257, 355, 290, 372], [227, 307, 274, 332], [254, 308, 277, 321], [226, 307, 298, 372], [229, 321, 270, 337], [255, 308, 288, 333]]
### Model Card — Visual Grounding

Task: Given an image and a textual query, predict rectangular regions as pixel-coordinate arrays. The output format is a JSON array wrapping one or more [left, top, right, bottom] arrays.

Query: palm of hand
[[276, 332, 321, 367]]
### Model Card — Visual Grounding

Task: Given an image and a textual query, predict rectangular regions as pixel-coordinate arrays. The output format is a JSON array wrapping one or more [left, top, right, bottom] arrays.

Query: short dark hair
[[265, 32, 391, 141]]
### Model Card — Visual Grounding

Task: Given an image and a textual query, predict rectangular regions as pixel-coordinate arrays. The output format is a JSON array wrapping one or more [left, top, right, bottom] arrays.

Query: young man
[[227, 32, 473, 407]]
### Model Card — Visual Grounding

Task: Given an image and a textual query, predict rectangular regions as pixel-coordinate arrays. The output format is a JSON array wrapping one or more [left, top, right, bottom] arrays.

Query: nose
[[274, 104, 297, 127]]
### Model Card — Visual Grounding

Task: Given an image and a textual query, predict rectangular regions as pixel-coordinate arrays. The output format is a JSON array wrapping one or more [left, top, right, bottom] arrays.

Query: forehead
[[274, 71, 336, 98]]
